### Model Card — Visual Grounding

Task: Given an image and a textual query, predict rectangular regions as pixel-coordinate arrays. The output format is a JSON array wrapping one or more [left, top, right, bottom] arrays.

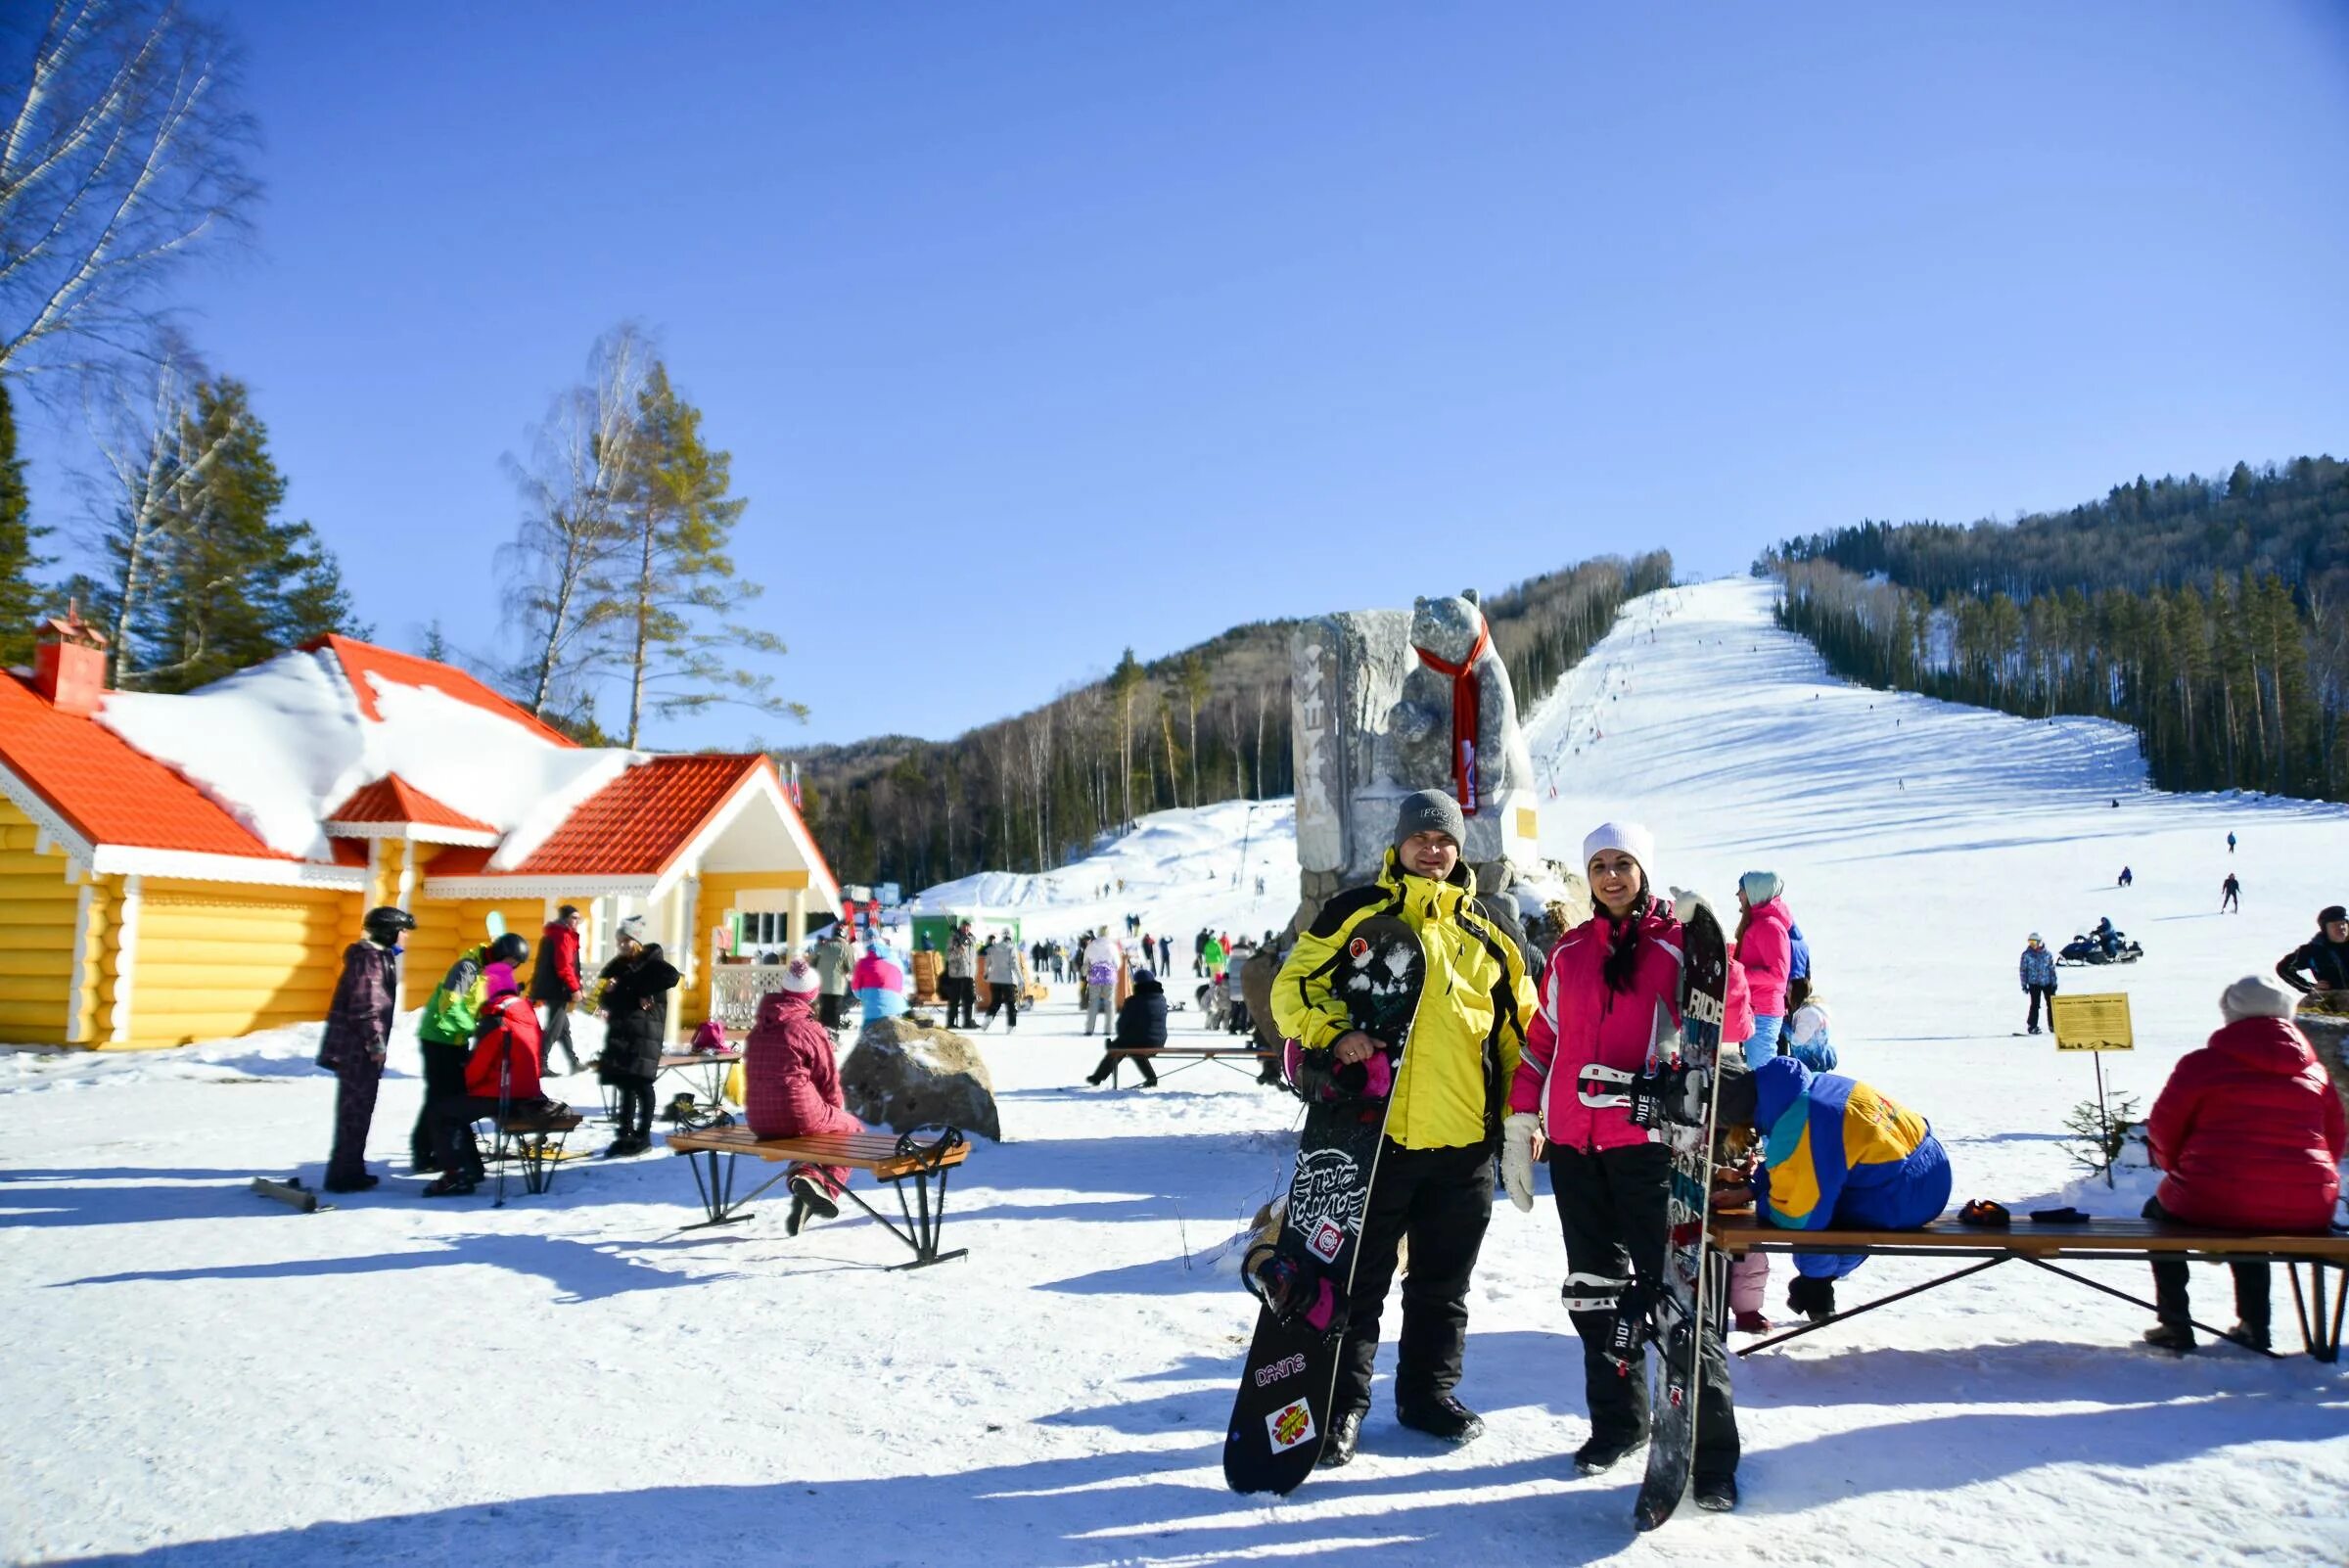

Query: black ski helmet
[[488, 931, 530, 967], [363, 905, 417, 945]]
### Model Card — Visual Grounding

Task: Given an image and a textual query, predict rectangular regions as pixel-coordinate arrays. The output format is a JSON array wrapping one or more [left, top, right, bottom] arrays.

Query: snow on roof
[[97, 647, 638, 863]]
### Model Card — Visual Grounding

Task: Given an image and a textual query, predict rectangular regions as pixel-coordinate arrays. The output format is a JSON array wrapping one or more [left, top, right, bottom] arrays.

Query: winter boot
[[420, 1173, 476, 1198], [1787, 1274, 1837, 1324], [323, 1173, 380, 1194], [2142, 1321, 2196, 1354], [1574, 1430, 1645, 1475], [1316, 1407, 1365, 1469], [1732, 1309, 1773, 1334], [1396, 1393, 1484, 1445], [2221, 1319, 2271, 1353], [1694, 1474, 1739, 1512], [790, 1173, 841, 1222]]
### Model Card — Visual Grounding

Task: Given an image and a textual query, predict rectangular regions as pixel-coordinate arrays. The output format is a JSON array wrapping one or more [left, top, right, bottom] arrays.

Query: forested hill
[[1763, 456, 2349, 803], [786, 551, 1671, 890]]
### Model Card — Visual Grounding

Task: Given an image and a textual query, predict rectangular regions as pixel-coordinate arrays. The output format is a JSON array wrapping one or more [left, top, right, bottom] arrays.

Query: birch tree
[[80, 342, 225, 685], [0, 0, 258, 379]]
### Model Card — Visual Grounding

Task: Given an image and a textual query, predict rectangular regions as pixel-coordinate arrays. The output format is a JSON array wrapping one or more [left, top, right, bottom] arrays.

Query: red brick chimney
[[34, 603, 109, 717]]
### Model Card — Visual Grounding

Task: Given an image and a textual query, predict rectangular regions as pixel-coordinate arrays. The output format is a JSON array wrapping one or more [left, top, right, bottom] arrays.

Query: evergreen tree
[[0, 378, 49, 665], [606, 360, 800, 746]]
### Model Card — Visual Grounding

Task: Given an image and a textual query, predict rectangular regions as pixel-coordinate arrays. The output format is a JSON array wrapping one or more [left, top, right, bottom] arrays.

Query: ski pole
[[493, 1024, 512, 1210]]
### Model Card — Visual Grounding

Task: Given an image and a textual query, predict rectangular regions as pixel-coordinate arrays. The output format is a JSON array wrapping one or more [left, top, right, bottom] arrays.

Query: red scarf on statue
[[1412, 623, 1488, 815]]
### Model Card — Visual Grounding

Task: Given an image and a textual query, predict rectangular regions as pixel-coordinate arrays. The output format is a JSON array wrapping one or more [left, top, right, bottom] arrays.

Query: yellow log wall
[[125, 880, 364, 1046], [402, 868, 572, 1010], [0, 803, 78, 1043], [684, 871, 811, 1029]]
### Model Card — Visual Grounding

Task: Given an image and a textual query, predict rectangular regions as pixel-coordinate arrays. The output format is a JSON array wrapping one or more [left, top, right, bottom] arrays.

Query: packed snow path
[[4, 579, 2345, 1565]]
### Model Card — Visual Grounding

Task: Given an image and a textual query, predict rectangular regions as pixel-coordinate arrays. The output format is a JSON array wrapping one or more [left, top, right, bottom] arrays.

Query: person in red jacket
[[744, 958, 867, 1234], [2141, 974, 2347, 1353], [1500, 821, 1740, 1511], [530, 904, 585, 1076], [422, 963, 556, 1197]]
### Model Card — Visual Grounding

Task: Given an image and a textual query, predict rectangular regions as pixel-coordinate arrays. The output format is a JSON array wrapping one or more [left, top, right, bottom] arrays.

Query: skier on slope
[[2275, 905, 2349, 1007], [317, 905, 414, 1193], [2020, 934, 2058, 1035], [1500, 822, 1740, 1509], [1273, 790, 1536, 1468], [2221, 872, 2242, 913], [744, 958, 867, 1234]]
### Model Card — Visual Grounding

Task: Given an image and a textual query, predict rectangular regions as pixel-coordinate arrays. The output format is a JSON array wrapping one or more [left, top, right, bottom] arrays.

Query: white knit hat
[[2219, 973, 2298, 1024], [1582, 821, 1658, 886], [777, 956, 821, 996], [616, 914, 650, 944]]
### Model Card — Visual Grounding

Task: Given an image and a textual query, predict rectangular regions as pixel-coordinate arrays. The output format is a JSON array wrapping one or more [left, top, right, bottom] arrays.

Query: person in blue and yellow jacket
[[1271, 789, 1537, 1469], [1719, 1055, 1952, 1323]]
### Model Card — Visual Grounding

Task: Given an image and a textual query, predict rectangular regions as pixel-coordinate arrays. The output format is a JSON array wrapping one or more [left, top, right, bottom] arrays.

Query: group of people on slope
[[1269, 791, 1954, 1512], [2017, 900, 2348, 1038], [317, 904, 684, 1193]]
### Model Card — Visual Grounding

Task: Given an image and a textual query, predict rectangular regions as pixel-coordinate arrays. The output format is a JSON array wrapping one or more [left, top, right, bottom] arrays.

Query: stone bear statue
[[1393, 590, 1523, 819]]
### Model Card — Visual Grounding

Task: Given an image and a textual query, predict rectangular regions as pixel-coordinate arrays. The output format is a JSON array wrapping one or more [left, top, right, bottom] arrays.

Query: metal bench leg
[[1741, 1257, 2012, 1354], [676, 1151, 790, 1231], [2023, 1258, 2281, 1359], [2289, 1261, 2344, 1363]]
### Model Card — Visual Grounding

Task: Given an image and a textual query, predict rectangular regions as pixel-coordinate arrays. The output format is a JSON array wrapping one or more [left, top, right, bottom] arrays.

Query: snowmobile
[[2057, 931, 2143, 966]]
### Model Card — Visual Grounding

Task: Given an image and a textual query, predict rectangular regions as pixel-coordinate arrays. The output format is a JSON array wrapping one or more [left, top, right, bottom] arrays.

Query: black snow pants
[[1331, 1141, 1495, 1417], [325, 1060, 384, 1189], [610, 1075, 655, 1140], [2144, 1197, 2270, 1332], [1549, 1141, 1740, 1484], [2026, 985, 2056, 1033], [411, 1040, 472, 1168]]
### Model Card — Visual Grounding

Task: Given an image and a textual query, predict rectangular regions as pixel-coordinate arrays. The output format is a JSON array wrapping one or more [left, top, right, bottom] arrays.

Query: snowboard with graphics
[[1221, 914, 1425, 1496], [1632, 897, 1730, 1531]]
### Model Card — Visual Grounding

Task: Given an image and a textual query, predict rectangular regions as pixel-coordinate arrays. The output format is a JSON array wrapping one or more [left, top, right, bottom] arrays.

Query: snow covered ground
[[5, 578, 2345, 1565]]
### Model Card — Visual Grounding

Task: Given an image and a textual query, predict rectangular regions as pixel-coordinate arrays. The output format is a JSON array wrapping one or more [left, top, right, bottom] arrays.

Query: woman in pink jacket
[[1733, 871, 1793, 1068], [744, 959, 867, 1235], [1498, 821, 1741, 1511]]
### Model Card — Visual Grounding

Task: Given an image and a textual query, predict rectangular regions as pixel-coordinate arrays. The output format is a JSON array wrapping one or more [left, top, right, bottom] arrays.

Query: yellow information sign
[[2050, 992, 2134, 1052]]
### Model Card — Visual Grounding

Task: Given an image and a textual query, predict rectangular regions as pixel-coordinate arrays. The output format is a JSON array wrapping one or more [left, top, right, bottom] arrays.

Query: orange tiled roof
[[425, 755, 767, 878], [325, 774, 496, 834], [305, 634, 577, 749], [0, 673, 288, 859]]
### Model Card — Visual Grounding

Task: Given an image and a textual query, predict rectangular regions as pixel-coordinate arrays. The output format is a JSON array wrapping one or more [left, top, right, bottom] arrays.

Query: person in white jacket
[[1081, 930, 1122, 1036]]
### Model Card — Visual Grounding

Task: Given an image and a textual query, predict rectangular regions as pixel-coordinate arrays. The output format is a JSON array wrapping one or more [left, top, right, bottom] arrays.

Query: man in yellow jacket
[[1273, 789, 1536, 1467]]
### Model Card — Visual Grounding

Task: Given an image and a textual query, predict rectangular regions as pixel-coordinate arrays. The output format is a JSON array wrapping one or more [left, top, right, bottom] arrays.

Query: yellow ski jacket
[[1273, 851, 1536, 1152]]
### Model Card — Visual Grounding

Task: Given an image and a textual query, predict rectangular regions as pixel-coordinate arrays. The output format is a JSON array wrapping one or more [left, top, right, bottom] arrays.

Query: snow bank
[[97, 651, 638, 862]]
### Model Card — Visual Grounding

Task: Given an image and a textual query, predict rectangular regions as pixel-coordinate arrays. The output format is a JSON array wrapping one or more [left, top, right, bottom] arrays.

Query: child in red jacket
[[2141, 974, 2346, 1352], [744, 958, 867, 1234]]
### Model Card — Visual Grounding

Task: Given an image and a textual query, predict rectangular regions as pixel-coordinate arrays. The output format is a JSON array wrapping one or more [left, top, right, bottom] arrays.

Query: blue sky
[[17, 1, 2349, 748]]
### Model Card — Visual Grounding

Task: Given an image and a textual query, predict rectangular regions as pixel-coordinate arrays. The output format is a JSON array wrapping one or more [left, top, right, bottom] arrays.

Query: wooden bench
[[1103, 1045, 1279, 1084], [1713, 1214, 2349, 1361], [664, 1125, 971, 1268], [483, 1109, 584, 1197]]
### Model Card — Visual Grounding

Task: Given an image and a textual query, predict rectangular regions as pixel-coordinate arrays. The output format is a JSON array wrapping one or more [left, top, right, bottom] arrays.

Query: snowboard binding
[[1245, 1252, 1343, 1335]]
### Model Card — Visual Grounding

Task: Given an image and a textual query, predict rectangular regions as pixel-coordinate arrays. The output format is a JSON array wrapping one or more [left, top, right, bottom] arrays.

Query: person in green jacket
[[410, 930, 528, 1173]]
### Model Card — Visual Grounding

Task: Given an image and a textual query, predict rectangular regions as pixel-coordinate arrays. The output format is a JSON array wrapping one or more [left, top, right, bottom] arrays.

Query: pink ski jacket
[[1512, 906, 1685, 1152], [1736, 896, 1793, 1018]]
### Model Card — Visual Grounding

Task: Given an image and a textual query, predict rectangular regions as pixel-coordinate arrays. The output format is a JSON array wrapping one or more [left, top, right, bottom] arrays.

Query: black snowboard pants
[[1332, 1141, 1494, 1418], [411, 1040, 472, 1167], [2025, 985, 2056, 1032], [1549, 1141, 1740, 1484], [609, 1075, 655, 1140], [2143, 1197, 2270, 1331]]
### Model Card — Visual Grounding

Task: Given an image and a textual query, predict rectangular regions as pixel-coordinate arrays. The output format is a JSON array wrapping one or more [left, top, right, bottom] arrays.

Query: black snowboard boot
[[1787, 1274, 1837, 1323], [1694, 1474, 1738, 1512], [1574, 1430, 1645, 1475], [1317, 1407, 1365, 1469], [2142, 1321, 2196, 1354], [1396, 1393, 1485, 1445]]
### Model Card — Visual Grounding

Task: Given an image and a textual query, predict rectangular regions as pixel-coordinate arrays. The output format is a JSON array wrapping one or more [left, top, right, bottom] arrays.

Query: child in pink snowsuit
[[1717, 944, 1772, 1330], [744, 960, 865, 1234]]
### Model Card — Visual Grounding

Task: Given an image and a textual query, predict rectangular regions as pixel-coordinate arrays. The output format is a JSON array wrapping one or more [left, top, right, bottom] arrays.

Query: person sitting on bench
[[1717, 1055, 1953, 1324], [745, 957, 867, 1235], [1083, 966, 1169, 1087], [423, 963, 562, 1197], [2139, 974, 2346, 1354]]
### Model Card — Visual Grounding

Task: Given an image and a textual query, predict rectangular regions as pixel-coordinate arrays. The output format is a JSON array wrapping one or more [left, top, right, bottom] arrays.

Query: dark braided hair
[[1597, 873, 1653, 996]]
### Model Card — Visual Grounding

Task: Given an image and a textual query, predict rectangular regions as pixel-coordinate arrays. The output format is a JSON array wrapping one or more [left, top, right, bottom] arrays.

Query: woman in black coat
[[1083, 968, 1168, 1087], [597, 931, 681, 1155]]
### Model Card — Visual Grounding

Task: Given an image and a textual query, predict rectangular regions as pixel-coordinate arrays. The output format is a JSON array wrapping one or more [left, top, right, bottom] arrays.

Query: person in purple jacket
[[316, 906, 414, 1192]]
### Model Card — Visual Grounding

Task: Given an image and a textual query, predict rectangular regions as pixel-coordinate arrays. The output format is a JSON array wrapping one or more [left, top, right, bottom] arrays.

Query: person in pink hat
[[745, 957, 868, 1234]]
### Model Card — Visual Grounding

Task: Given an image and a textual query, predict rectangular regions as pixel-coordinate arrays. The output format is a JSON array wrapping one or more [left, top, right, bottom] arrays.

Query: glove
[[1501, 1112, 1541, 1213]]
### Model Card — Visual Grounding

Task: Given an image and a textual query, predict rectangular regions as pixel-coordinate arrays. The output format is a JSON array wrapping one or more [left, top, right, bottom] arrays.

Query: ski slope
[[3, 578, 2344, 1566]]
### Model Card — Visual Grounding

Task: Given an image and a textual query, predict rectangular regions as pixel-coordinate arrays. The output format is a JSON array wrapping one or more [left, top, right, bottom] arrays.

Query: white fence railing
[[708, 964, 798, 1033]]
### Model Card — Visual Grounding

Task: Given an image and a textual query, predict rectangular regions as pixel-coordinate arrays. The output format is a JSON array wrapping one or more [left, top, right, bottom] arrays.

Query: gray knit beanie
[[1393, 789, 1466, 849]]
